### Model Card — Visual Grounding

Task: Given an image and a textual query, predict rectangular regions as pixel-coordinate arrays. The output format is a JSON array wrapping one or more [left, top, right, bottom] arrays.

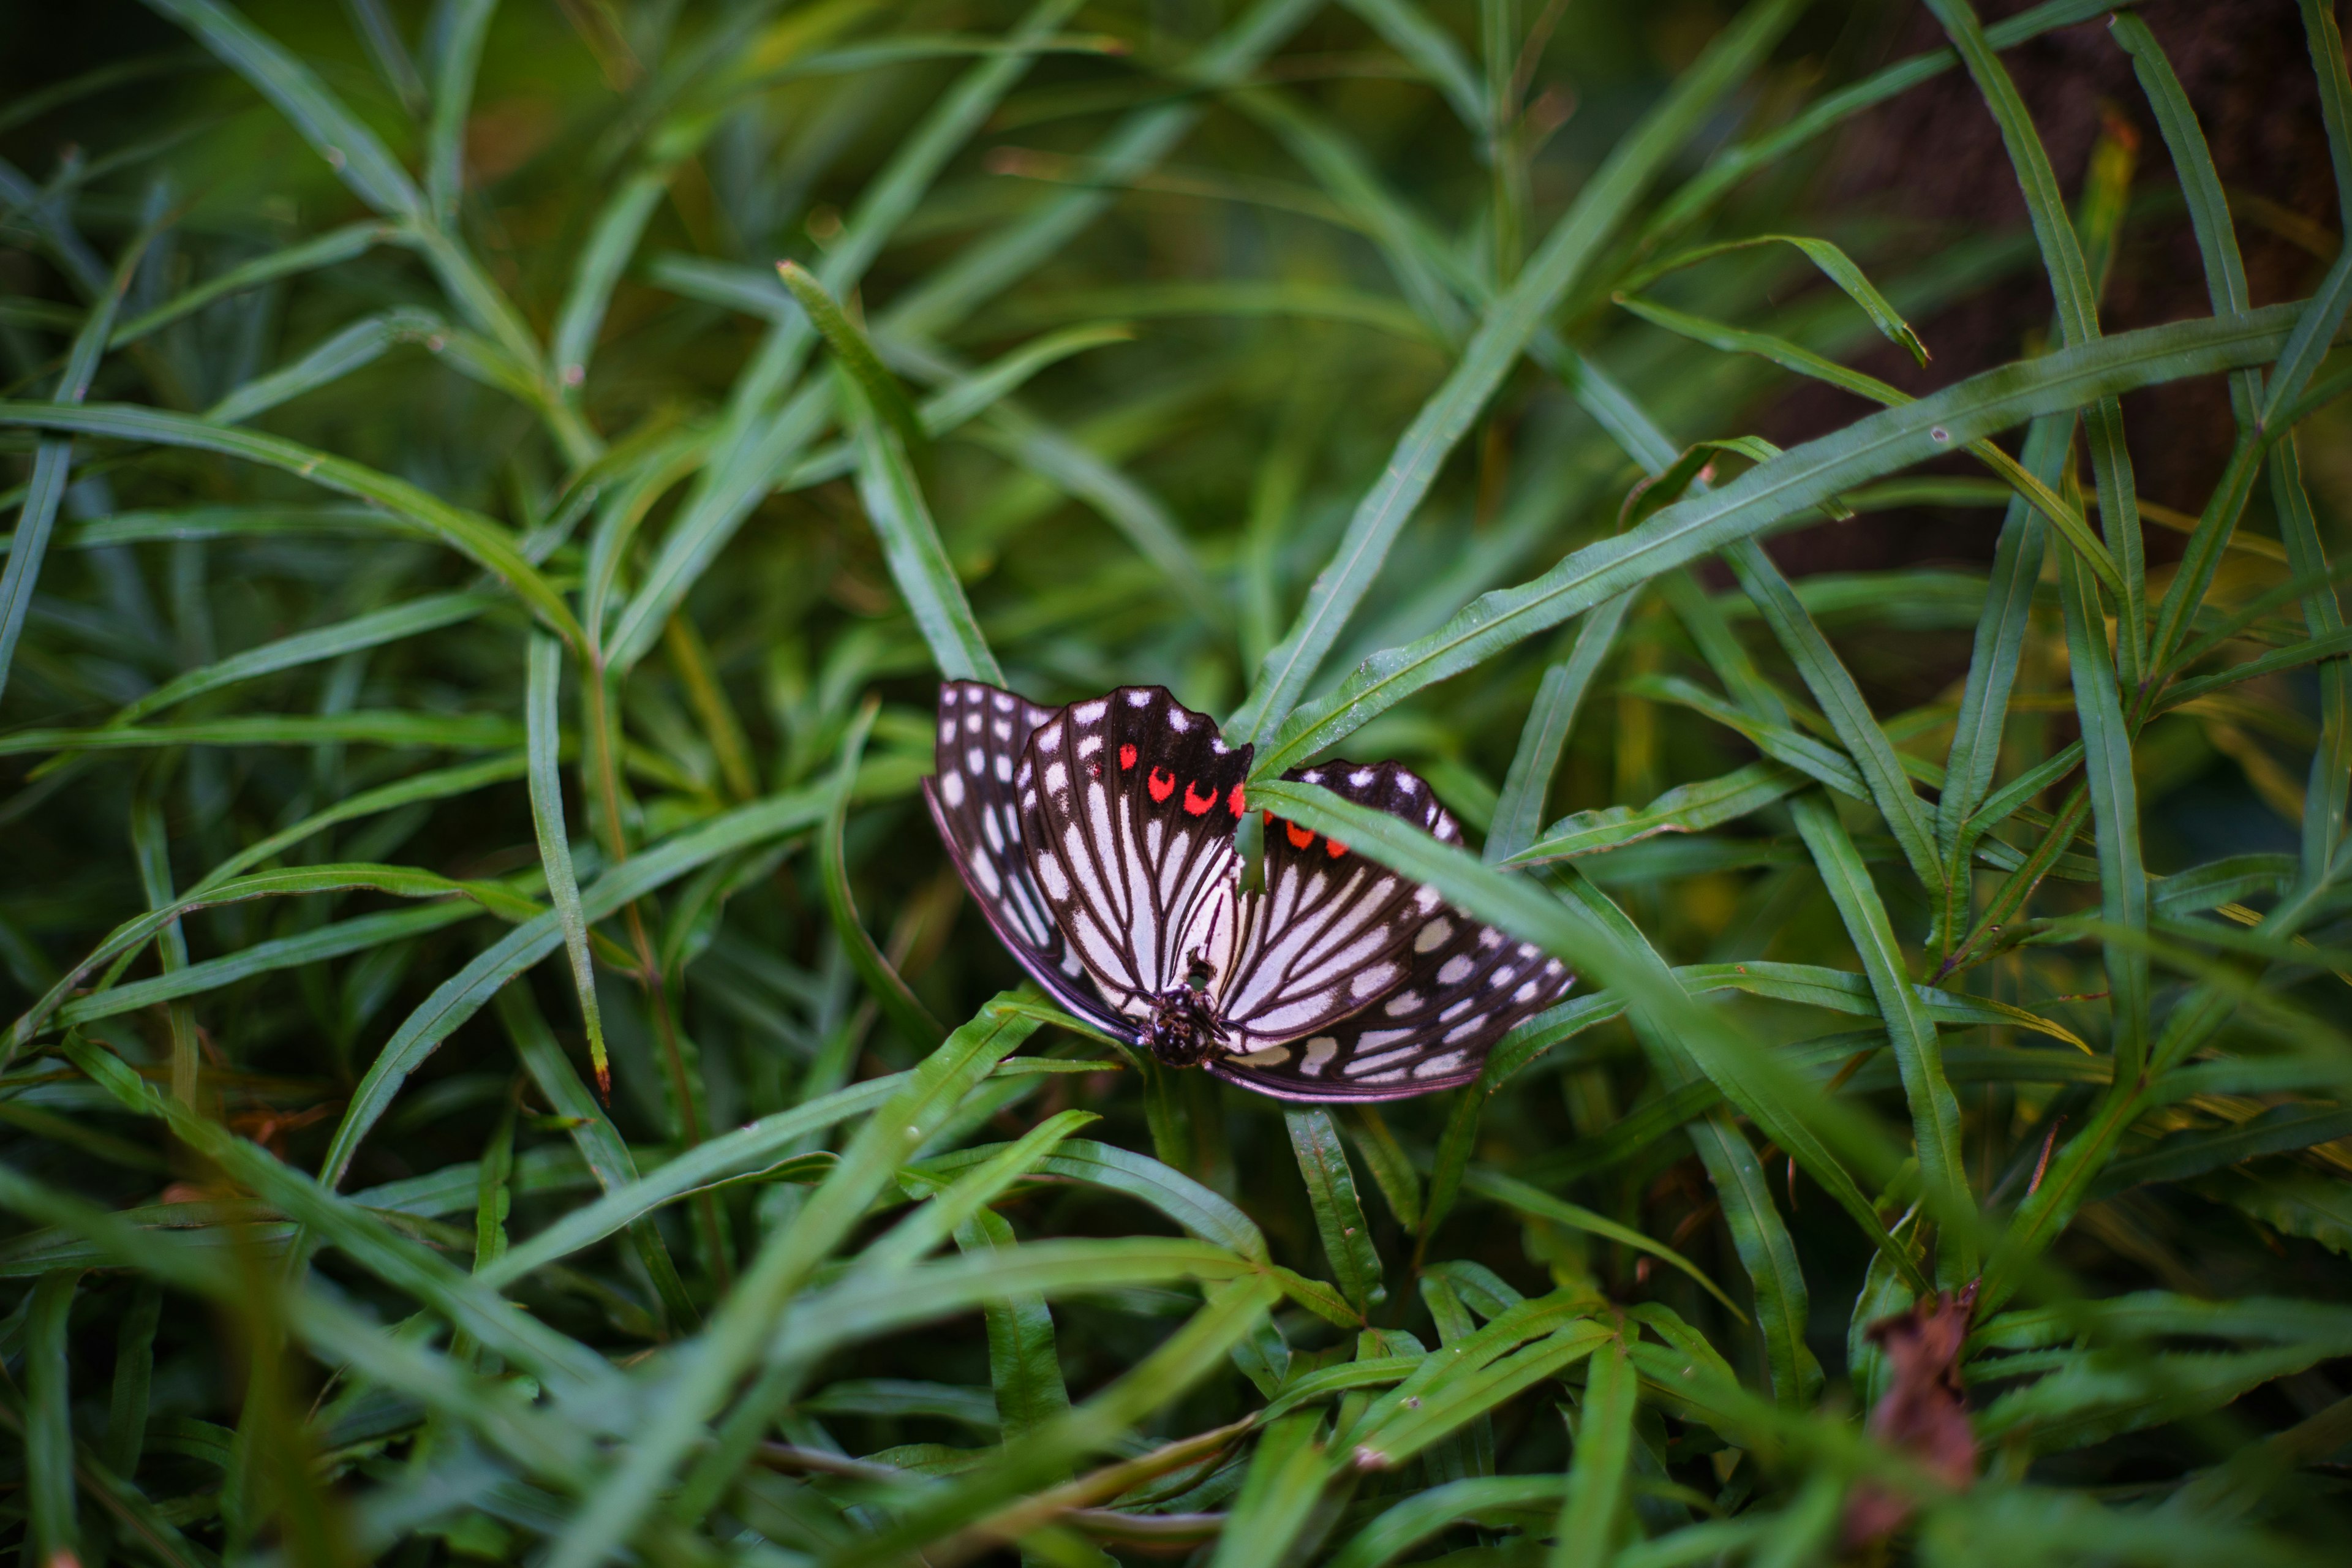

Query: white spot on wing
[[1126, 690, 1152, 707], [941, 772, 965, 807], [995, 754, 1012, 782], [1165, 708, 1188, 731], [1414, 918, 1452, 952], [1045, 761, 1067, 793], [1438, 955, 1474, 984], [1382, 990, 1423, 1017], [992, 692, 1014, 712], [1078, 734, 1102, 756], [1075, 699, 1107, 723], [1037, 856, 1070, 900], [965, 747, 985, 774], [1298, 1037, 1338, 1076], [1349, 768, 1374, 787], [1412, 1050, 1467, 1079]]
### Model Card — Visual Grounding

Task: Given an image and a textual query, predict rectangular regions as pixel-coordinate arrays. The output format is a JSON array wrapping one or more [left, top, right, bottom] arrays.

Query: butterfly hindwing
[[1207, 760, 1449, 1052], [923, 681, 1126, 1035], [1213, 918, 1572, 1098], [1211, 761, 1574, 1099], [1017, 687, 1251, 1018]]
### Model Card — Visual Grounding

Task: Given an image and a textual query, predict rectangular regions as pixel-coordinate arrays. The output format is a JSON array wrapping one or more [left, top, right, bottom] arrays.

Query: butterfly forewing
[[923, 681, 1126, 1035], [1208, 761, 1449, 1052], [1017, 687, 1252, 1017]]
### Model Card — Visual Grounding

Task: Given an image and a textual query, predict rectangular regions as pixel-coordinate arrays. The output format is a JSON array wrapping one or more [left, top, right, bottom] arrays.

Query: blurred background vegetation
[[2, 0, 2350, 1564]]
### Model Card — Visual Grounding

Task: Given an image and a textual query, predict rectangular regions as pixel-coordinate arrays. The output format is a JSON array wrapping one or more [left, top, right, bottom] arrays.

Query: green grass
[[2, 0, 2350, 1563]]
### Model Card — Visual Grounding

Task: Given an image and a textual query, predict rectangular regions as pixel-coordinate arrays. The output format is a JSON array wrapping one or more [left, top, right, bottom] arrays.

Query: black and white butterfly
[[921, 680, 1573, 1101]]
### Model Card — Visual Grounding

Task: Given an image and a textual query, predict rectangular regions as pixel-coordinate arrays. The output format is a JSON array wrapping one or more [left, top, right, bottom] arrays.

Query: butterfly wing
[[1209, 761, 1574, 1099], [1212, 919, 1573, 1099], [1016, 687, 1252, 1019], [922, 680, 1127, 1036], [1204, 760, 1454, 1052]]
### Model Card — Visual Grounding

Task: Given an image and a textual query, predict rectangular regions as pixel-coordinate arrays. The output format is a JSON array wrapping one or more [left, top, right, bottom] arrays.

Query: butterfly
[[921, 680, 1573, 1101]]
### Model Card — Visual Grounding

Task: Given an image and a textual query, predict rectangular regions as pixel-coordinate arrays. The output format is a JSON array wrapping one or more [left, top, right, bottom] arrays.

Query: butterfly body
[[924, 680, 1574, 1101]]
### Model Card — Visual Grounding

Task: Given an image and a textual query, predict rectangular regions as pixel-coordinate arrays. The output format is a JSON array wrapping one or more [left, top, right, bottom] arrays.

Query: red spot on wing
[[1285, 822, 1314, 850], [1228, 783, 1246, 816], [1325, 837, 1349, 858], [1182, 779, 1217, 815], [1261, 809, 1273, 826], [1147, 766, 1175, 803], [1118, 744, 1137, 769]]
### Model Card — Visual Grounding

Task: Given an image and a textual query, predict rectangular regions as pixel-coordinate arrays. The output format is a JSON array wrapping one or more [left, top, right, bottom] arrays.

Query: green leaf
[[1343, 1106, 1422, 1231], [1287, 1107, 1386, 1311], [1465, 1169, 1743, 1320], [1788, 793, 1972, 1280], [1687, 1114, 1822, 1408], [0, 402, 582, 646], [145, 0, 423, 217], [1487, 595, 1636, 864], [1206, 1412, 1333, 1568], [1550, 1331, 1635, 1568], [820, 699, 948, 1049], [1229, 0, 1807, 742], [24, 1270, 83, 1568], [1616, 232, 1929, 364], [1255, 302, 2313, 775], [1329, 1476, 1566, 1568], [526, 635, 612, 1094]]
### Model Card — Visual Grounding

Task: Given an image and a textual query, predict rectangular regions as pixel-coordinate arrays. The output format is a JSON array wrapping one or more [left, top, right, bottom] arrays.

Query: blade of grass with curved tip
[[1229, 0, 1806, 742], [822, 700, 946, 1049], [1487, 595, 1637, 864], [1254, 301, 2317, 777], [1616, 233, 1929, 364], [1467, 1169, 1743, 1319], [144, 0, 422, 218], [1343, 1106, 1422, 1232], [1511, 761, 1812, 863], [1789, 792, 1972, 1281], [543, 995, 1044, 1568], [1686, 1114, 1821, 1409], [0, 402, 580, 645], [957, 1205, 1074, 1449], [204, 307, 440, 424], [527, 634, 612, 1097], [24, 1269, 83, 1568], [1610, 295, 2116, 594], [1348, 1319, 1615, 1470], [0, 214, 145, 710], [107, 589, 497, 728], [778, 261, 926, 462], [1288, 1107, 1385, 1312], [108, 220, 394, 347], [926, 1137, 1269, 1260], [1550, 1330, 1634, 1568]]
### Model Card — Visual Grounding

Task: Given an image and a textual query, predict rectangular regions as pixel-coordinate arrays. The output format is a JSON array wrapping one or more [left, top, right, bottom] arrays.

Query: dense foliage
[[2, 0, 2350, 1564]]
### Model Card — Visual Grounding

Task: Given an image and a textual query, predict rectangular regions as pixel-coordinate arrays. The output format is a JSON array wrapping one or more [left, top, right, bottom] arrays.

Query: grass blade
[[1229, 0, 1806, 742], [1287, 1106, 1386, 1312], [25, 1270, 83, 1568], [527, 634, 612, 1096], [144, 0, 423, 217], [1549, 1330, 1635, 1568], [1487, 595, 1635, 864], [1255, 301, 2316, 775], [1687, 1114, 1821, 1408]]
